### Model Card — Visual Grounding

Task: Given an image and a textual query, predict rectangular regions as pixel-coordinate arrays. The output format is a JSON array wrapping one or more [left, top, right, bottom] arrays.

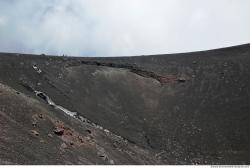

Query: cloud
[[0, 16, 7, 26], [0, 0, 250, 56]]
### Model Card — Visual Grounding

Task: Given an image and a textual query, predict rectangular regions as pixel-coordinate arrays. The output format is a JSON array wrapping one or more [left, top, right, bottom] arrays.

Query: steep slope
[[0, 83, 162, 164], [0, 43, 250, 164]]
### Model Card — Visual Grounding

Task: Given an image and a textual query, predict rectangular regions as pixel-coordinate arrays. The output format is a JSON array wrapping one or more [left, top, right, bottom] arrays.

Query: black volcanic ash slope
[[0, 44, 250, 164]]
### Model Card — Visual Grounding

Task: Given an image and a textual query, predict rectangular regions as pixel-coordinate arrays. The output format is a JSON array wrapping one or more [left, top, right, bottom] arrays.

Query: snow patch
[[32, 65, 42, 73]]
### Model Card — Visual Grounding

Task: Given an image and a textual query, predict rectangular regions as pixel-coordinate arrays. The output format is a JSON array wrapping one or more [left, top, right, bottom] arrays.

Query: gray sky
[[0, 0, 250, 57]]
